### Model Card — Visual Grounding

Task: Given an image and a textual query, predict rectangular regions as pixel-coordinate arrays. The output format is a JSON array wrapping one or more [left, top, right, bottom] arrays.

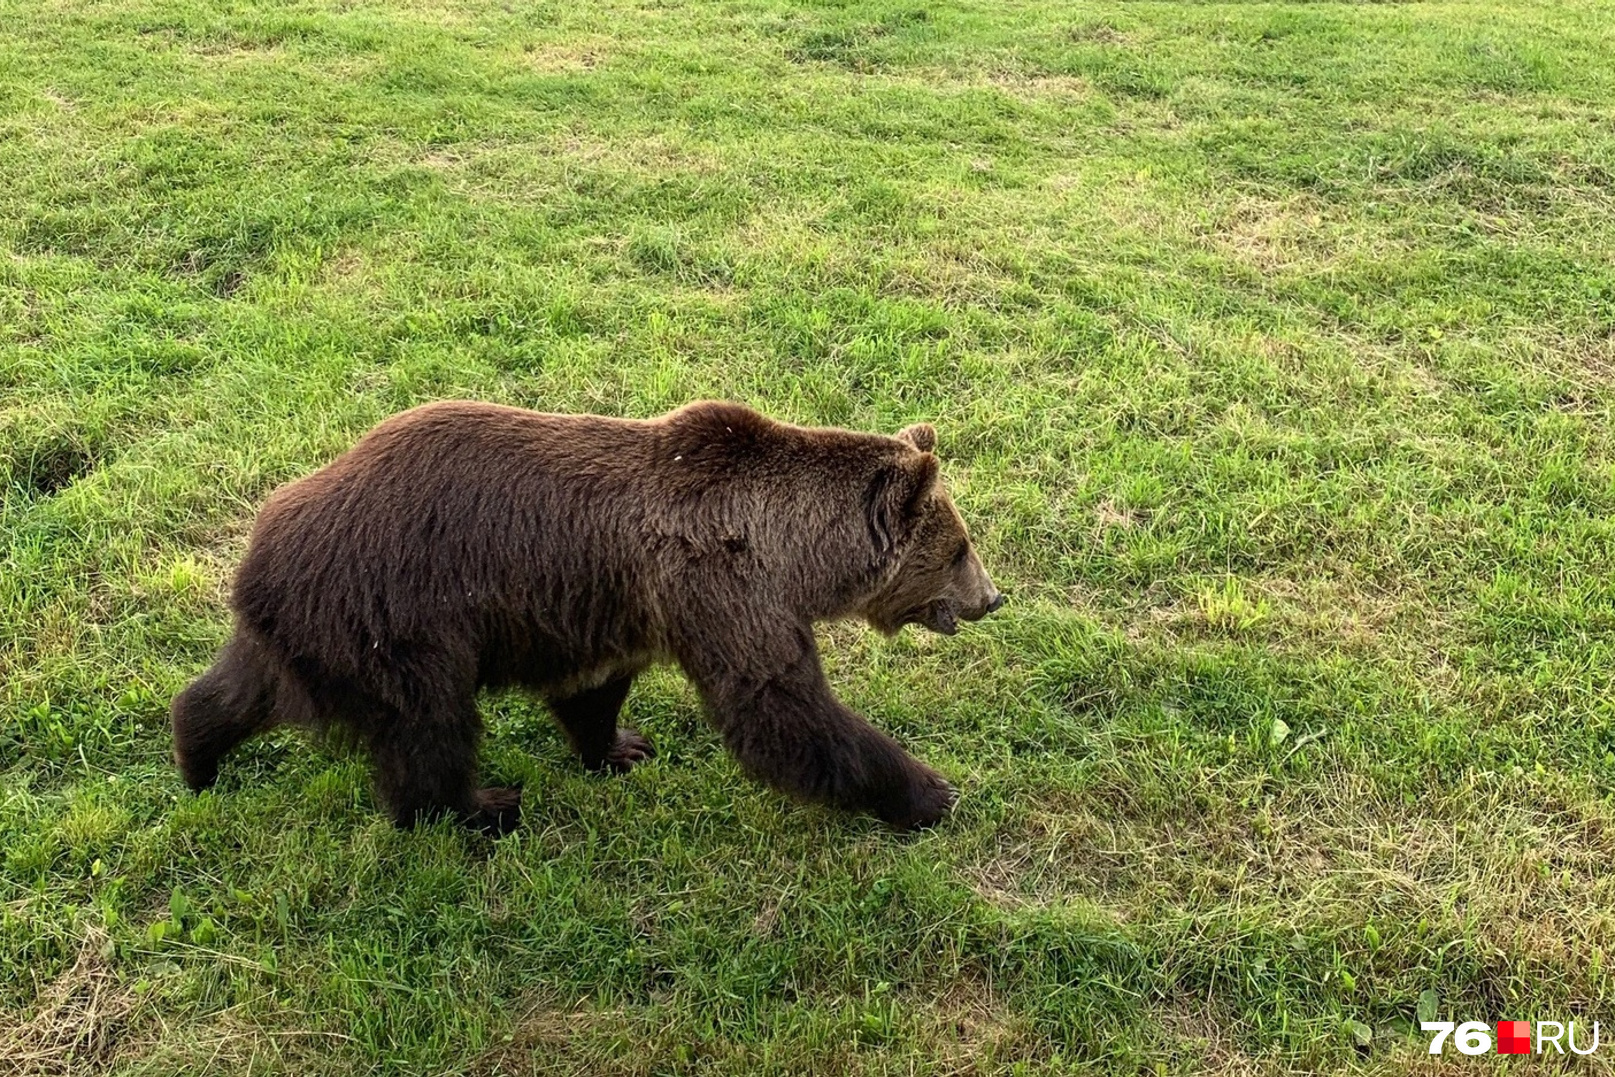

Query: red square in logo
[[1498, 1021, 1532, 1054]]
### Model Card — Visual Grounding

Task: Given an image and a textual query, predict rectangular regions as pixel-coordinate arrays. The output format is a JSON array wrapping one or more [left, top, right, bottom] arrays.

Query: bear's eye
[[951, 542, 970, 566]]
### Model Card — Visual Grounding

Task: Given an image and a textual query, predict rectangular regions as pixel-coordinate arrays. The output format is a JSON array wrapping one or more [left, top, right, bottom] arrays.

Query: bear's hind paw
[[468, 786, 523, 837], [597, 728, 655, 774]]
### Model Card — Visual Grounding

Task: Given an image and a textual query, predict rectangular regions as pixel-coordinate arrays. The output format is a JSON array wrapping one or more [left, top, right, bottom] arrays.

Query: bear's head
[[861, 423, 1004, 636]]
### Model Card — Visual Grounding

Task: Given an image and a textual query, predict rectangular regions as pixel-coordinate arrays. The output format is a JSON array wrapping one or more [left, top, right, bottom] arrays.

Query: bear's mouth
[[914, 601, 959, 636]]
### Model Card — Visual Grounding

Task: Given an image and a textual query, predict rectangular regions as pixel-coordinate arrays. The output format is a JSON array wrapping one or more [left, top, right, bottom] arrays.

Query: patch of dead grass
[[190, 38, 285, 59], [109, 1016, 355, 1076], [0, 927, 132, 1077], [415, 148, 466, 171], [1545, 327, 1615, 385], [320, 247, 368, 288], [1154, 1001, 1289, 1077], [873, 64, 1100, 103], [475, 983, 1044, 1077], [1161, 575, 1407, 650], [1203, 195, 1335, 275], [911, 972, 1046, 1076], [1102, 571, 1441, 658], [1068, 22, 1129, 45], [980, 70, 1096, 101], [554, 132, 724, 178], [965, 772, 1615, 1003], [469, 1000, 651, 1077], [519, 38, 613, 74], [876, 244, 1017, 306], [1092, 499, 1141, 536], [397, 133, 725, 209]]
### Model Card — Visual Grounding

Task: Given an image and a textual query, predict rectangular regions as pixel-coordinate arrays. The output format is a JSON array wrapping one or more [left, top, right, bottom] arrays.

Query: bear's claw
[[885, 767, 957, 831], [601, 728, 655, 774]]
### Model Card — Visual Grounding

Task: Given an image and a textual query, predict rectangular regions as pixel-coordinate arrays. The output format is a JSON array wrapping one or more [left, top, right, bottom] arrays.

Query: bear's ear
[[895, 423, 937, 453], [867, 452, 940, 554]]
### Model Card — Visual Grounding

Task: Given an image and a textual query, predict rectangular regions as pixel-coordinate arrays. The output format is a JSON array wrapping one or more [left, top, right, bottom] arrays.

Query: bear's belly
[[477, 634, 660, 698]]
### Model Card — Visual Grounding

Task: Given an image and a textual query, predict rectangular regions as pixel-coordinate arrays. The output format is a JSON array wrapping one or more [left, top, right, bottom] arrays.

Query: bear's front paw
[[174, 746, 219, 793], [884, 766, 957, 831], [598, 728, 656, 774], [469, 786, 523, 837]]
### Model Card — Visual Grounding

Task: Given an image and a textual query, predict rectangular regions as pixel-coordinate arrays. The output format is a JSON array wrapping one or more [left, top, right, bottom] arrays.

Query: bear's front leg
[[680, 626, 956, 830]]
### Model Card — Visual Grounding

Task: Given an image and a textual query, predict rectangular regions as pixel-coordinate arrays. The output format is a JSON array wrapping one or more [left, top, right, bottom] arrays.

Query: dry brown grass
[[470, 1000, 662, 1077], [517, 37, 616, 75], [0, 928, 133, 1077], [966, 771, 1615, 1003], [909, 973, 1045, 1076], [1201, 195, 1338, 276]]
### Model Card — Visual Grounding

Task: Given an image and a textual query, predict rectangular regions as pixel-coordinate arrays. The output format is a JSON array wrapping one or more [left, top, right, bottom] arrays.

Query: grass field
[[3, 0, 1615, 1072]]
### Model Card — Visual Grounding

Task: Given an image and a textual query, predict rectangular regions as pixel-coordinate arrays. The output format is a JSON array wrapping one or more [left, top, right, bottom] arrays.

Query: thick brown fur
[[171, 401, 1003, 834]]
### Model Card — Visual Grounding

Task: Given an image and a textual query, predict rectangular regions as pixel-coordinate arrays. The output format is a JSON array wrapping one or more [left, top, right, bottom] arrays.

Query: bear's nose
[[985, 593, 1006, 615]]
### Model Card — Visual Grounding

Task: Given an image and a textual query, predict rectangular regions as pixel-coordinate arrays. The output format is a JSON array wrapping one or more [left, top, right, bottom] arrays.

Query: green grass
[[3, 0, 1614, 1071]]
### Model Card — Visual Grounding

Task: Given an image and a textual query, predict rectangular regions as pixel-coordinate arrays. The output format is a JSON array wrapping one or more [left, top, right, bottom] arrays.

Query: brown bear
[[170, 400, 1003, 833]]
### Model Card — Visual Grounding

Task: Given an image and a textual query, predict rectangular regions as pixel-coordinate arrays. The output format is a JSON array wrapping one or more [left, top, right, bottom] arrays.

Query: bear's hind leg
[[548, 674, 653, 773], [171, 635, 279, 791], [369, 698, 521, 837]]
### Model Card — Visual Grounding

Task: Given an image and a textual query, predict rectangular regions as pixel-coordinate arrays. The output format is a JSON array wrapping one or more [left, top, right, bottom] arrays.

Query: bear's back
[[230, 402, 676, 674]]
